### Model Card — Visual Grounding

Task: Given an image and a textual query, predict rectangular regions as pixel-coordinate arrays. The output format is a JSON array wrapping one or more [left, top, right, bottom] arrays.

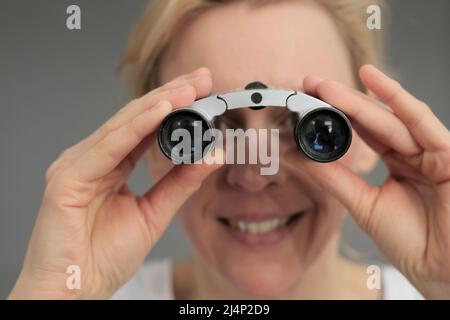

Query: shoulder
[[381, 264, 424, 300], [111, 260, 423, 300], [111, 259, 174, 300]]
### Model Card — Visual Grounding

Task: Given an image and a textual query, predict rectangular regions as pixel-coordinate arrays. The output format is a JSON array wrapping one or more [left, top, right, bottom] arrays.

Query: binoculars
[[158, 84, 352, 163]]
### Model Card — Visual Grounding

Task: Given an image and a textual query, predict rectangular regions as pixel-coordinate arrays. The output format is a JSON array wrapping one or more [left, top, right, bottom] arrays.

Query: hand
[[285, 65, 450, 299], [8, 67, 222, 299]]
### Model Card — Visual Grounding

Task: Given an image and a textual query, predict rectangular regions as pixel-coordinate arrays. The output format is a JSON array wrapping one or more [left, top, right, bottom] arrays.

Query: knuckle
[[99, 121, 115, 137], [355, 185, 379, 235], [115, 105, 127, 116], [128, 98, 143, 113], [391, 79, 402, 90], [97, 139, 114, 159], [161, 75, 187, 90], [43, 168, 95, 208], [381, 121, 399, 142], [159, 80, 174, 91], [45, 145, 79, 183], [43, 170, 71, 202], [319, 79, 334, 90], [100, 136, 122, 162], [137, 197, 163, 242], [417, 100, 431, 113], [129, 118, 145, 140], [57, 147, 75, 163], [117, 98, 139, 115], [386, 83, 402, 104], [315, 80, 334, 99], [45, 154, 68, 184], [129, 98, 141, 108], [45, 163, 58, 183], [175, 83, 196, 97], [44, 171, 54, 185]]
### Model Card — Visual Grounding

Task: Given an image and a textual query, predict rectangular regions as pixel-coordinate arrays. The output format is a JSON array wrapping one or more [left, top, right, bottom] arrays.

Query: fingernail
[[190, 67, 210, 77], [179, 71, 208, 85], [167, 68, 208, 88], [170, 79, 196, 91], [180, 68, 209, 83], [154, 99, 172, 113], [306, 75, 324, 82]]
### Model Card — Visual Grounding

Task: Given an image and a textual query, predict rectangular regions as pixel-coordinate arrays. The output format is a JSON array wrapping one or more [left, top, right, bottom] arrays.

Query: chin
[[223, 261, 302, 299]]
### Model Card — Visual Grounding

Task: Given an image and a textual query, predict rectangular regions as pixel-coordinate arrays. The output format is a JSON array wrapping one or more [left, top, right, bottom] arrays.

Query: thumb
[[140, 150, 224, 244], [284, 149, 380, 232]]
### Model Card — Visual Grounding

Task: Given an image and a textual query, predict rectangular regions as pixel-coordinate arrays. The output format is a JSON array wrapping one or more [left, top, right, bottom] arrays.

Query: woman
[[8, 0, 450, 299]]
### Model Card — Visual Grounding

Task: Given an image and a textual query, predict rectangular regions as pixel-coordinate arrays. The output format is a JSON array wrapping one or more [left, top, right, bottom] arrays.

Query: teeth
[[230, 217, 291, 235]]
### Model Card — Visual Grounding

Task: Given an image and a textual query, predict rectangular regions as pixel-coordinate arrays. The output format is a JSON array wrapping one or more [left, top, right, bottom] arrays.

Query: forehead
[[159, 1, 356, 124], [160, 0, 355, 93]]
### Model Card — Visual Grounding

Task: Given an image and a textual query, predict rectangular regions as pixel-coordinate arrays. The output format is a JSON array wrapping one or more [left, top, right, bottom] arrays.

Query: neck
[[174, 234, 378, 299]]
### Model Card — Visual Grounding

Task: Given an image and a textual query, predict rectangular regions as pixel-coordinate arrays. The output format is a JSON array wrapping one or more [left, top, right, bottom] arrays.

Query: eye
[[278, 113, 297, 129], [214, 116, 239, 131]]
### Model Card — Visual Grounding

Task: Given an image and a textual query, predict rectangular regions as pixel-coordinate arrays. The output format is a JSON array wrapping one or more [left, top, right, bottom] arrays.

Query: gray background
[[0, 0, 449, 299]]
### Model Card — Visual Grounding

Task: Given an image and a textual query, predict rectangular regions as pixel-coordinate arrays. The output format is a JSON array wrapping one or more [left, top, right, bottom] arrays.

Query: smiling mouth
[[217, 212, 305, 235]]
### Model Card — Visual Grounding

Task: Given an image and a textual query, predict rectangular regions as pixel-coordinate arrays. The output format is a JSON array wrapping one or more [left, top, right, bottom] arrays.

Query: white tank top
[[112, 259, 424, 300]]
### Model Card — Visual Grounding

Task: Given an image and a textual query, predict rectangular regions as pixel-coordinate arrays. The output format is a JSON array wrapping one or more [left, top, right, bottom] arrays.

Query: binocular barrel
[[294, 107, 352, 162], [158, 105, 352, 164], [158, 109, 215, 163]]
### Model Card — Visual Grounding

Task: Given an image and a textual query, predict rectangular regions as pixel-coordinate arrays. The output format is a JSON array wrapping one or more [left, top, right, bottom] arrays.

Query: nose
[[225, 163, 286, 193]]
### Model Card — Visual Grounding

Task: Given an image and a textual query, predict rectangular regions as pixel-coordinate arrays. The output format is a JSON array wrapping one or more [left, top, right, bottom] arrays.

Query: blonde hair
[[120, 0, 385, 97]]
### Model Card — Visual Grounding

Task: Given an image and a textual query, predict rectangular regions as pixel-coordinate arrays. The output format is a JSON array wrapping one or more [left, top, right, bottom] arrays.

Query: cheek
[[177, 196, 203, 238], [175, 171, 221, 259], [295, 174, 346, 247], [284, 169, 347, 266], [177, 196, 219, 270], [312, 198, 346, 244]]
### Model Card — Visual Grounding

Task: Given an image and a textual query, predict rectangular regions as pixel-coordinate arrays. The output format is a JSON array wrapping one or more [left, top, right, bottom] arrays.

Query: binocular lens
[[158, 110, 213, 163], [295, 109, 352, 162]]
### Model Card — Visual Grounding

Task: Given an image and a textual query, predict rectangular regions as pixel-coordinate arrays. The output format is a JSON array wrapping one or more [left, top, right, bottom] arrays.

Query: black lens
[[158, 110, 214, 163], [295, 109, 352, 162]]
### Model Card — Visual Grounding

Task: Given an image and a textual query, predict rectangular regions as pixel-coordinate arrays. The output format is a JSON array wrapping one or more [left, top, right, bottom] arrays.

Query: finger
[[284, 149, 380, 232], [101, 133, 158, 192], [303, 75, 323, 96], [46, 68, 212, 182], [153, 66, 211, 96], [313, 78, 422, 156], [82, 67, 211, 148], [304, 75, 388, 154], [125, 67, 212, 117], [351, 122, 389, 155], [304, 75, 383, 108], [139, 157, 223, 242], [303, 75, 396, 156], [360, 64, 450, 150], [68, 100, 172, 182]]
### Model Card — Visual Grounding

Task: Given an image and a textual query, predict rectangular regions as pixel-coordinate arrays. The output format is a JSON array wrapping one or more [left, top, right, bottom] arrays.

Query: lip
[[215, 210, 310, 222], [216, 210, 309, 246]]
